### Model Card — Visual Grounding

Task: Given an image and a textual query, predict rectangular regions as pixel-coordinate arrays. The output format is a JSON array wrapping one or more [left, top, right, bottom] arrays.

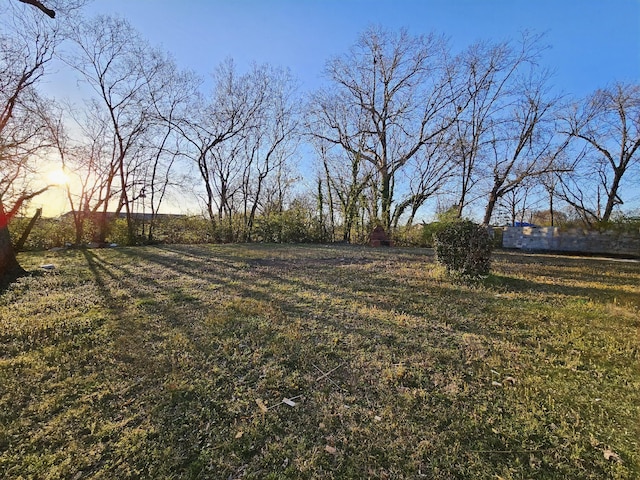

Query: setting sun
[[47, 168, 71, 186]]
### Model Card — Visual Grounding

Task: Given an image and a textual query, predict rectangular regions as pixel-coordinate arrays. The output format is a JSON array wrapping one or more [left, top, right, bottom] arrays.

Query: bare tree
[[169, 60, 263, 237], [44, 100, 120, 244], [558, 83, 640, 225], [449, 34, 552, 220], [480, 73, 570, 225], [538, 170, 563, 227], [494, 180, 538, 226], [308, 27, 460, 232], [392, 135, 454, 228], [67, 15, 166, 244], [314, 141, 336, 240], [143, 57, 196, 242], [318, 137, 373, 242], [173, 61, 298, 242], [0, 0, 65, 279], [240, 65, 299, 241]]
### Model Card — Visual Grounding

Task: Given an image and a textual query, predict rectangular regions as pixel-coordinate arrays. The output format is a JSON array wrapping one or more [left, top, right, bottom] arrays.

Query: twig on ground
[[313, 363, 347, 391]]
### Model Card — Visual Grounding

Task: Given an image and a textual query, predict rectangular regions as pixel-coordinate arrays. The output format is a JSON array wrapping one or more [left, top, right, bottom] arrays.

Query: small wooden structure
[[369, 226, 393, 247]]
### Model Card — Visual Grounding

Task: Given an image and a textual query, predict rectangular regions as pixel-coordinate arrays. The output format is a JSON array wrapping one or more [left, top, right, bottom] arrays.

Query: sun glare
[[47, 169, 71, 186]]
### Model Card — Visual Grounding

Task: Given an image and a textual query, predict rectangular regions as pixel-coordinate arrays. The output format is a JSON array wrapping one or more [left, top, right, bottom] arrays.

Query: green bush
[[393, 224, 425, 247], [595, 212, 640, 234], [421, 206, 465, 247], [421, 221, 453, 247], [433, 220, 493, 277], [254, 208, 311, 243], [252, 200, 329, 244], [158, 215, 214, 244], [10, 217, 75, 250]]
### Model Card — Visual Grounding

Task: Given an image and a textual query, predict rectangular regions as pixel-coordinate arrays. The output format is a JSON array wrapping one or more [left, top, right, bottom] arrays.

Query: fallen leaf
[[503, 376, 517, 384], [255, 398, 268, 413], [283, 397, 296, 407], [325, 445, 337, 454], [491, 381, 503, 387], [235, 431, 244, 439], [604, 449, 622, 463], [374, 415, 382, 422]]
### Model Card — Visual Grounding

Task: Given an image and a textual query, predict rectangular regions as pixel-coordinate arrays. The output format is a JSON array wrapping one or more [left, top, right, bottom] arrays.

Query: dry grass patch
[[0, 244, 638, 479]]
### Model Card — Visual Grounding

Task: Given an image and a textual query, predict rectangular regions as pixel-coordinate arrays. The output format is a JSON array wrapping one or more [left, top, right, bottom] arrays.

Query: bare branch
[[17, 0, 55, 18]]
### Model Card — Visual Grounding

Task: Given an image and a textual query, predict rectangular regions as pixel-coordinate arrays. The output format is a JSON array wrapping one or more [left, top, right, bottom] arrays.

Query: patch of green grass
[[1, 245, 638, 479]]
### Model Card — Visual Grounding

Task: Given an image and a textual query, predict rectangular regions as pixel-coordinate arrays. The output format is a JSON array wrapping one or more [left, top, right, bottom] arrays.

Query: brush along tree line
[[1, 1, 639, 280]]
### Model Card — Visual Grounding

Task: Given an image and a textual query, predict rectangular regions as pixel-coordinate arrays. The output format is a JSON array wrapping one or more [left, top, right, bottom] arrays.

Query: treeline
[[11, 206, 640, 252], [9, 204, 358, 250], [2, 0, 639, 258]]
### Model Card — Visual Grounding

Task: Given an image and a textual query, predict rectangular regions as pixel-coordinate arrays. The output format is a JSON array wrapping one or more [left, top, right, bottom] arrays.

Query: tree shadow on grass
[[8, 244, 632, 478], [0, 266, 44, 295], [78, 246, 379, 477], [484, 272, 640, 308]]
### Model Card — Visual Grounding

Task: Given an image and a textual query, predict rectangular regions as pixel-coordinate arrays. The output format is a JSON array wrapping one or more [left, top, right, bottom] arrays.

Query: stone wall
[[502, 226, 640, 257]]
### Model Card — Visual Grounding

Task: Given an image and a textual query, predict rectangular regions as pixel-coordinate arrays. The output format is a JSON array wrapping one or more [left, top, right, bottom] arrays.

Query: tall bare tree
[[239, 65, 299, 241], [557, 83, 640, 225], [142, 57, 196, 242], [308, 27, 461, 232], [173, 60, 298, 242], [43, 100, 120, 244], [171, 60, 263, 237], [449, 34, 554, 220], [480, 72, 570, 225], [313, 135, 373, 242], [67, 15, 166, 244], [392, 135, 454, 228], [0, 0, 78, 279]]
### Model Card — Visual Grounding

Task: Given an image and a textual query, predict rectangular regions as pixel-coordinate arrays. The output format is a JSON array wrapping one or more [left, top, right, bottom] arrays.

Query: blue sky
[[85, 0, 640, 98], [37, 0, 640, 216]]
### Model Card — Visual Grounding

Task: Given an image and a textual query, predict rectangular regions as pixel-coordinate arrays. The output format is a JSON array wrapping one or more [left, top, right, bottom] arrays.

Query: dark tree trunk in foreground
[[0, 200, 26, 282], [14, 208, 42, 251]]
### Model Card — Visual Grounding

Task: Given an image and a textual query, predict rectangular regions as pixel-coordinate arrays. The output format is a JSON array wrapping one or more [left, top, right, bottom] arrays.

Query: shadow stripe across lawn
[[0, 244, 638, 479]]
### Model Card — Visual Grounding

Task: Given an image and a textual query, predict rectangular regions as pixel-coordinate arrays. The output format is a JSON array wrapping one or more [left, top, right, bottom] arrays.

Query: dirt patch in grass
[[1, 244, 638, 479]]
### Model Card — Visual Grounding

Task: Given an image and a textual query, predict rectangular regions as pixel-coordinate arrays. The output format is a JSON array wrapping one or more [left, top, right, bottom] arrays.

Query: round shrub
[[433, 220, 493, 277], [421, 221, 453, 247]]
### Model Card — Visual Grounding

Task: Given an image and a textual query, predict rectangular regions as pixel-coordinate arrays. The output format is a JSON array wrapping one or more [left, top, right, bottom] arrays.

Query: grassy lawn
[[1, 244, 638, 479]]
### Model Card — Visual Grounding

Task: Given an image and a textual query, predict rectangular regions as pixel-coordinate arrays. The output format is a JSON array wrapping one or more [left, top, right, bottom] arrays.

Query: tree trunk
[[325, 177, 335, 242], [14, 208, 42, 251], [96, 207, 109, 243], [343, 205, 354, 242], [0, 200, 26, 282], [380, 169, 392, 231], [245, 181, 264, 243], [483, 189, 499, 226], [601, 167, 624, 223], [75, 214, 85, 245], [457, 161, 470, 219]]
